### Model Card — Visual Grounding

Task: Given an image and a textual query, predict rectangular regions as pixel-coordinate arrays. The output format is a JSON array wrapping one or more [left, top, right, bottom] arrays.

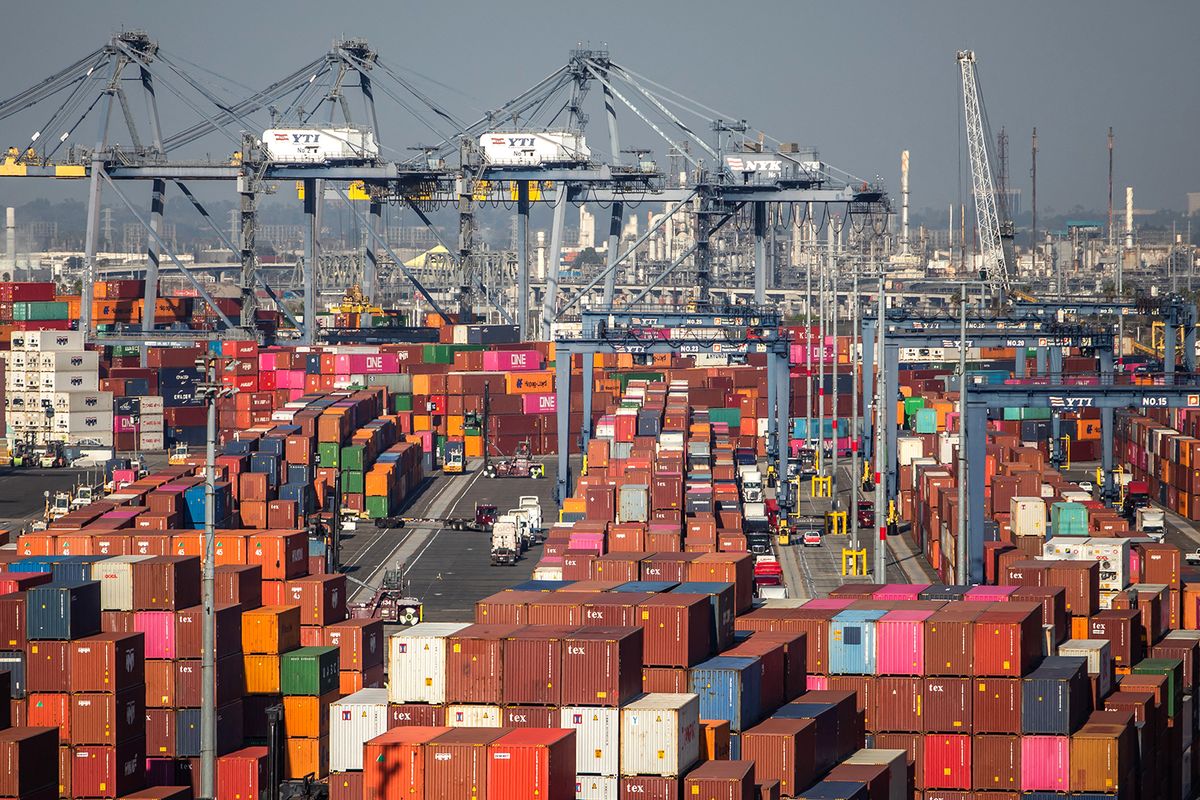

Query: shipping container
[[363, 726, 443, 800], [388, 622, 470, 704], [560, 626, 643, 707], [329, 688, 388, 772], [485, 728, 575, 800], [682, 760, 755, 800], [690, 656, 763, 731], [620, 693, 701, 777], [424, 726, 506, 800], [740, 717, 815, 798], [560, 705, 619, 776]]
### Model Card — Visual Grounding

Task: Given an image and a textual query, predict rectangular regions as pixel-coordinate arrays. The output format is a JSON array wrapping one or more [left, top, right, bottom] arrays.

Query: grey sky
[[2, 0, 1196, 212]]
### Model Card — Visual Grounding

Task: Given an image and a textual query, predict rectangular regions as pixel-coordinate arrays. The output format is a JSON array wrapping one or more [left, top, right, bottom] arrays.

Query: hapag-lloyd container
[[1020, 735, 1070, 792], [423, 727, 506, 800], [560, 705, 619, 776], [829, 609, 886, 674], [363, 726, 442, 800], [876, 610, 933, 675], [388, 622, 470, 704], [485, 728, 576, 800], [620, 693, 701, 777], [329, 688, 388, 772]]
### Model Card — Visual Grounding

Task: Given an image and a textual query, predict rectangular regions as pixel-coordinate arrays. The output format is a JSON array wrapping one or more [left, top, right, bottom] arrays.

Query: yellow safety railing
[[826, 510, 848, 535], [811, 475, 832, 498], [841, 547, 867, 576]]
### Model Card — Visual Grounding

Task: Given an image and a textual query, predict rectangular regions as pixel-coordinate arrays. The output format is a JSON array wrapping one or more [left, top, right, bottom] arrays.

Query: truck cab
[[490, 520, 520, 566], [443, 438, 466, 474], [795, 447, 817, 479], [739, 470, 764, 504]]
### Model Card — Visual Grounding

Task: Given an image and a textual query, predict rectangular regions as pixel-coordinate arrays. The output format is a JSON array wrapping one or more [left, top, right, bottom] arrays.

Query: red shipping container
[[559, 626, 642, 707], [0, 726, 59, 796], [582, 593, 650, 628], [972, 605, 1041, 677], [27, 693, 71, 739], [363, 726, 442, 800], [687, 553, 754, 613], [330, 770, 364, 800], [325, 618, 385, 671], [73, 737, 147, 798], [485, 728, 575, 800], [637, 594, 712, 667], [924, 733, 971, 790], [872, 676, 921, 732], [423, 727, 506, 800], [642, 666, 690, 693], [71, 688, 143, 745], [70, 632, 145, 694], [683, 760, 755, 800], [639, 553, 699, 583], [27, 640, 71, 693], [740, 718, 815, 797], [217, 746, 268, 800], [446, 624, 518, 705]]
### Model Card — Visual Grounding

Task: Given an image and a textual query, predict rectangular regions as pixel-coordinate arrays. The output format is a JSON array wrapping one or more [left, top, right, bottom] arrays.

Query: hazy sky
[[1, 0, 1196, 212]]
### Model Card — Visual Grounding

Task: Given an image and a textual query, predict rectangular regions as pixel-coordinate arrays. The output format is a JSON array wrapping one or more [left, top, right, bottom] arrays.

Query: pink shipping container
[[521, 394, 557, 415], [873, 584, 931, 601], [568, 533, 605, 556], [1020, 735, 1070, 792], [806, 674, 829, 690], [134, 611, 176, 659], [876, 610, 933, 675], [802, 598, 855, 611], [965, 585, 1017, 602], [482, 350, 543, 371]]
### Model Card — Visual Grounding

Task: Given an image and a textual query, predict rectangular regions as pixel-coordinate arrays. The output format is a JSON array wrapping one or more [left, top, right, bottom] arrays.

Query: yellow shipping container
[[562, 497, 586, 515], [243, 654, 281, 694], [411, 373, 434, 396]]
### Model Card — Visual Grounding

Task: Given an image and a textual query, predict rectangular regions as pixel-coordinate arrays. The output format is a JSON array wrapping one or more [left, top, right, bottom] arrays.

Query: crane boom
[[958, 50, 1010, 294]]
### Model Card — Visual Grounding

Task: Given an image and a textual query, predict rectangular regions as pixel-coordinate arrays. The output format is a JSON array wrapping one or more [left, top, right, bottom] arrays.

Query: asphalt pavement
[[0, 466, 96, 535]]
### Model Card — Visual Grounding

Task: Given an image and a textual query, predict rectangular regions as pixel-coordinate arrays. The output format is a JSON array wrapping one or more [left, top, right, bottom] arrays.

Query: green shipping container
[[903, 397, 925, 416], [421, 344, 484, 364], [1002, 407, 1022, 421], [393, 394, 414, 412], [316, 442, 340, 469], [1050, 502, 1088, 536], [365, 495, 392, 519], [13, 301, 69, 321], [464, 426, 481, 437], [111, 345, 141, 358], [342, 470, 365, 495], [1021, 407, 1052, 420], [708, 408, 742, 428], [340, 444, 366, 472], [616, 371, 665, 391], [1131, 658, 1183, 718], [280, 647, 340, 696]]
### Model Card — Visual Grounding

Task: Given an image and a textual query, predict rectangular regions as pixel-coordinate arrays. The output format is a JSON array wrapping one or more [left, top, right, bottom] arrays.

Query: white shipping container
[[33, 351, 98, 373], [560, 706, 619, 776], [138, 396, 164, 414], [841, 748, 909, 800], [38, 371, 99, 392], [896, 436, 924, 467], [619, 693, 700, 778], [49, 391, 114, 413], [139, 431, 165, 451], [17, 330, 84, 352], [139, 414, 165, 433], [937, 433, 960, 466], [329, 688, 388, 772], [52, 410, 114, 435], [1010, 497, 1047, 538], [1084, 539, 1131, 591], [387, 622, 469, 704], [262, 127, 379, 163], [479, 131, 590, 166], [446, 704, 502, 727], [530, 565, 563, 581], [1057, 639, 1112, 698], [574, 775, 618, 800], [91, 555, 152, 611]]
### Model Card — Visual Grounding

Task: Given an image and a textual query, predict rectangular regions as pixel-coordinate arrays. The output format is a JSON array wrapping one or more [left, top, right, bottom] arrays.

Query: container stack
[[3, 330, 110, 446]]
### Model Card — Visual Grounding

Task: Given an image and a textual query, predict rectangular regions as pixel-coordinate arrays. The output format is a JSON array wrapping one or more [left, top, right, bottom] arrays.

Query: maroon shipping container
[[70, 632, 145, 694], [827, 675, 875, 727], [972, 734, 1020, 792], [723, 638, 786, 713], [740, 717, 815, 798], [637, 594, 712, 667], [423, 727, 506, 800], [873, 676, 922, 733], [746, 632, 807, 703], [736, 608, 833, 675], [123, 786, 192, 800], [71, 688, 144, 745], [791, 690, 862, 768], [592, 553, 644, 584], [559, 626, 642, 707], [285, 574, 348, 627], [924, 605, 980, 677], [474, 591, 541, 625], [0, 726, 58, 796], [972, 604, 1041, 677], [1088, 609, 1144, 666], [214, 564, 262, 609], [145, 660, 176, 708], [972, 678, 1021, 734], [1152, 636, 1199, 693], [101, 610, 136, 634], [1046, 560, 1099, 617], [26, 640, 71, 693], [824, 763, 892, 800], [1010, 586, 1068, 644], [640, 553, 700, 583], [873, 731, 924, 790], [73, 737, 147, 798], [132, 556, 201, 610], [446, 624, 521, 705], [146, 707, 176, 757], [687, 553, 754, 613], [329, 769, 364, 800], [0, 592, 26, 650], [324, 618, 385, 671], [386, 703, 446, 728], [502, 705, 559, 728], [174, 604, 241, 660], [922, 677, 972, 733], [620, 776, 681, 800], [175, 655, 244, 707], [582, 592, 651, 627], [502, 625, 573, 705], [525, 593, 591, 626], [642, 666, 690, 693], [683, 760, 755, 800]]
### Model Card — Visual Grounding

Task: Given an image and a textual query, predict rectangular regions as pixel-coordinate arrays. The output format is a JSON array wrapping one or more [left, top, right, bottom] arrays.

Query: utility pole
[[956, 284, 968, 584], [873, 273, 887, 582]]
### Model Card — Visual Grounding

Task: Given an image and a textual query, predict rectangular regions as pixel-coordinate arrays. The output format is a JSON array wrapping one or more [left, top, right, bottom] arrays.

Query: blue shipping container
[[611, 581, 678, 594], [1021, 655, 1091, 735], [690, 655, 762, 731], [511, 580, 576, 593], [26, 581, 101, 640], [829, 609, 886, 674], [670, 582, 736, 652]]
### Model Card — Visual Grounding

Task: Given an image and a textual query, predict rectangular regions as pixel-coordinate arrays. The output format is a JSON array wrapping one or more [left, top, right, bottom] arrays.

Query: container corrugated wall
[[388, 622, 470, 704], [619, 693, 700, 777], [329, 688, 388, 772], [559, 705, 619, 776]]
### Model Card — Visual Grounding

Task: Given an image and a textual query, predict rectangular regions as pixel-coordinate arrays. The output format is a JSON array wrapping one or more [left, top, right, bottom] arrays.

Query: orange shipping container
[[505, 370, 554, 394], [242, 605, 301, 654], [284, 736, 329, 779], [363, 726, 443, 800], [282, 691, 339, 739], [244, 655, 281, 694]]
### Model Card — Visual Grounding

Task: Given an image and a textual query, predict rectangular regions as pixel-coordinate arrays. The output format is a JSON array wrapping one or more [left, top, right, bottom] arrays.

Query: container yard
[[0, 9, 1198, 800]]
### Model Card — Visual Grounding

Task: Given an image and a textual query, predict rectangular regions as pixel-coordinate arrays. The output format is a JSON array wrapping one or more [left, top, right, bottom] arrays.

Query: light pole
[[195, 356, 233, 800]]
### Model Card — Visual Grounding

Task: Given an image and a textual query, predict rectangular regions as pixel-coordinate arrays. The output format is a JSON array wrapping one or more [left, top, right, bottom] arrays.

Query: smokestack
[[900, 150, 910, 255], [5, 208, 13, 271], [1124, 187, 1134, 249]]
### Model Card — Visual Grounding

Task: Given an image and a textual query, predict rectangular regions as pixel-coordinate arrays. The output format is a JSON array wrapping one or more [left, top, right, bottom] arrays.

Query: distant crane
[[957, 50, 1014, 296]]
